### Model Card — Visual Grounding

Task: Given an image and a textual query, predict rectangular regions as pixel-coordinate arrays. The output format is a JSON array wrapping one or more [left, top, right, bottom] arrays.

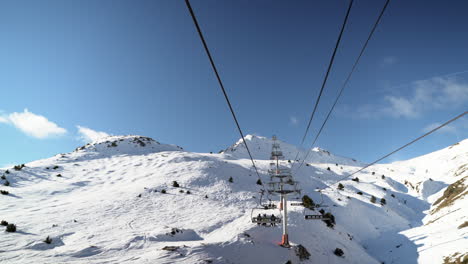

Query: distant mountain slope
[[224, 135, 362, 166], [0, 135, 466, 264]]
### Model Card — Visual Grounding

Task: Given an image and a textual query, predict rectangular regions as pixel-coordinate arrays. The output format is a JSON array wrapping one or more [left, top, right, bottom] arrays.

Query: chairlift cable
[[291, 0, 354, 171], [321, 111, 467, 191], [184, 0, 270, 201], [293, 0, 391, 173]]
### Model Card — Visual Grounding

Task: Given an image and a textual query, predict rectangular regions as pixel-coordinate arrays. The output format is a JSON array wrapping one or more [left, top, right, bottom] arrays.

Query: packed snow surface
[[0, 135, 466, 263]]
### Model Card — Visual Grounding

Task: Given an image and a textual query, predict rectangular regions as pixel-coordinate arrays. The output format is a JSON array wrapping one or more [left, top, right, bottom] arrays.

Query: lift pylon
[[267, 136, 300, 248]]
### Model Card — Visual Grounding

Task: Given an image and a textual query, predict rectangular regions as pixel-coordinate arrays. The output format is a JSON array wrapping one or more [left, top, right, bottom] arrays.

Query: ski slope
[[0, 135, 466, 263]]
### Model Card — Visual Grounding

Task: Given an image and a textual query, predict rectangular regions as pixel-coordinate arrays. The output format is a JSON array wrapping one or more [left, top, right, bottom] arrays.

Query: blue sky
[[1, 0, 467, 167]]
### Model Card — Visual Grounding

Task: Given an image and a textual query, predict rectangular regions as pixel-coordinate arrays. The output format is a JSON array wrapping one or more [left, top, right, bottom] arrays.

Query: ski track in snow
[[0, 135, 466, 263]]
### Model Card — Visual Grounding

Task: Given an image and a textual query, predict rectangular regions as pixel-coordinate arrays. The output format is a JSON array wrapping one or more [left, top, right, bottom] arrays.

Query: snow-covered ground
[[0, 135, 466, 263]]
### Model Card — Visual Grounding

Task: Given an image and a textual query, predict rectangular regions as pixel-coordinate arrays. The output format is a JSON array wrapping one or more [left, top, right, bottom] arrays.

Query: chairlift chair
[[302, 207, 331, 221], [267, 181, 301, 195], [250, 207, 282, 226]]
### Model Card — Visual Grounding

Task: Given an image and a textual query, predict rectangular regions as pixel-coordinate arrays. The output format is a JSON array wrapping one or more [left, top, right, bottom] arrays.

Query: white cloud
[[289, 116, 299, 126], [0, 109, 67, 139], [77, 126, 109, 143], [422, 122, 458, 134], [422, 117, 468, 135], [383, 96, 418, 118], [351, 76, 468, 119]]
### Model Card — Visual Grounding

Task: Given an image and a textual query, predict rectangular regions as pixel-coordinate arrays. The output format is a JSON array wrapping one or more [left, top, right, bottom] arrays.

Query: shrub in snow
[[357, 191, 363, 195], [302, 195, 315, 209], [337, 183, 344, 190], [327, 167, 331, 171], [370, 196, 376, 203], [110, 142, 118, 147], [322, 212, 335, 228], [256, 179, 262, 185], [0, 190, 9, 195], [162, 246, 179, 251], [352, 177, 359, 182], [172, 181, 180, 188], [288, 160, 291, 163], [371, 172, 375, 175], [382, 187, 387, 191], [204, 195, 208, 199], [306, 163, 310, 167], [161, 189, 166, 194], [294, 244, 311, 260], [4, 180, 10, 186], [53, 166, 59, 170], [336, 163, 338, 166], [334, 248, 344, 257], [6, 223, 16, 232], [1, 220, 8, 226], [391, 194, 395, 198], [380, 198, 386, 205], [1, 175, 5, 180], [179, 189, 184, 193], [5, 170, 9, 174], [186, 190, 191, 194], [458, 221, 468, 229], [44, 236, 52, 244], [228, 177, 233, 183], [381, 175, 385, 179], [13, 164, 25, 171], [284, 261, 292, 264], [56, 174, 62, 177]]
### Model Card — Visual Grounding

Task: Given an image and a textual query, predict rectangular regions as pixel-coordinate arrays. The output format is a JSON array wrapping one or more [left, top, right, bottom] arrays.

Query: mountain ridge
[[0, 135, 466, 264]]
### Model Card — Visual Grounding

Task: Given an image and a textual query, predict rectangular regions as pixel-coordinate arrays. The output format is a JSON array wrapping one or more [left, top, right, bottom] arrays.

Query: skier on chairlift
[[271, 214, 276, 226]]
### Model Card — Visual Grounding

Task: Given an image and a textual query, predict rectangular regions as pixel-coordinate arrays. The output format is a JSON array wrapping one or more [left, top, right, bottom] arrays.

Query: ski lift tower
[[267, 136, 301, 247]]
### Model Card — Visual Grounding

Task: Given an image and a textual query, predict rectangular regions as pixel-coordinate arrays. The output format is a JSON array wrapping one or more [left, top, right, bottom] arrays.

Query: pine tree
[[302, 195, 315, 209], [370, 195, 376, 203], [380, 198, 386, 205], [337, 183, 344, 190], [256, 179, 262, 185], [6, 223, 16, 232], [334, 248, 344, 257], [44, 236, 53, 244], [228, 177, 233, 183], [172, 181, 180, 188]]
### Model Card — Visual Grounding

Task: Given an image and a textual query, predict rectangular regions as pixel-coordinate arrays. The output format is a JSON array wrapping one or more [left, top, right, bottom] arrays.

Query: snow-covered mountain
[[0, 135, 466, 264], [224, 135, 363, 166]]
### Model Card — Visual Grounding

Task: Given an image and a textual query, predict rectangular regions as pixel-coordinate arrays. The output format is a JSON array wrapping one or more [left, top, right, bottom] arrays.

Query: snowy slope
[[0, 135, 466, 264], [224, 135, 363, 166]]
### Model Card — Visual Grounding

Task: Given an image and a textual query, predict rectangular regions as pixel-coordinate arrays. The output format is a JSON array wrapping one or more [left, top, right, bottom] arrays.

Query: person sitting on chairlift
[[271, 214, 276, 226], [257, 214, 262, 225]]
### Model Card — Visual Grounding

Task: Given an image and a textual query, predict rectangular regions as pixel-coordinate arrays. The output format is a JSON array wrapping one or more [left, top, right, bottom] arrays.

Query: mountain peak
[[74, 135, 183, 157]]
